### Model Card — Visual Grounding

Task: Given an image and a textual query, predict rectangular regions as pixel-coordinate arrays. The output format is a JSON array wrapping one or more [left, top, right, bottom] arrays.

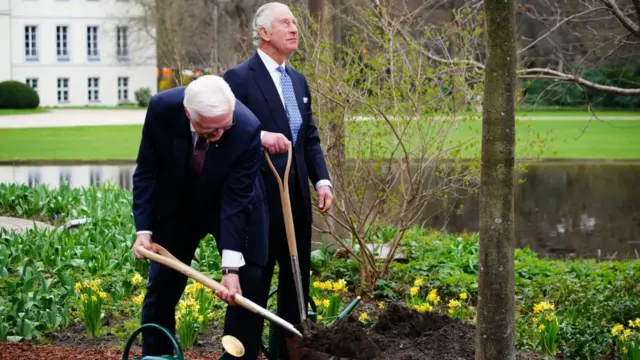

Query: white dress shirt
[[136, 125, 245, 269], [256, 49, 332, 191]]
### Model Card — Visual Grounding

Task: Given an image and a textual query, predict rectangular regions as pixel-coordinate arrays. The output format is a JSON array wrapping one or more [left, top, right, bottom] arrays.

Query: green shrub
[[134, 87, 152, 108], [0, 80, 40, 109], [522, 64, 640, 109]]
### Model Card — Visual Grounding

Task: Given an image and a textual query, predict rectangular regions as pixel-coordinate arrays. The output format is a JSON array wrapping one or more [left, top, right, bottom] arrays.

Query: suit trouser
[[261, 167, 312, 360], [140, 219, 267, 359]]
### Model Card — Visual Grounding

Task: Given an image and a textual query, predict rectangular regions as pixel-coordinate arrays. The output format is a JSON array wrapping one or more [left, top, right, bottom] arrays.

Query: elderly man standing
[[224, 2, 333, 358], [131, 75, 269, 359]]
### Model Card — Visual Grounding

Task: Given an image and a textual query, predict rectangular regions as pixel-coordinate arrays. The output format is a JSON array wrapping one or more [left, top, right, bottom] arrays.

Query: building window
[[116, 26, 128, 59], [87, 26, 99, 60], [117, 77, 129, 101], [56, 25, 69, 60], [26, 78, 38, 93], [57, 78, 69, 103], [88, 77, 99, 102], [25, 25, 38, 61]]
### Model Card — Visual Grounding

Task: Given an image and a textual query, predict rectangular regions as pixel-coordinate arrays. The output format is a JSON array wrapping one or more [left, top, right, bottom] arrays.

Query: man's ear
[[258, 26, 270, 42]]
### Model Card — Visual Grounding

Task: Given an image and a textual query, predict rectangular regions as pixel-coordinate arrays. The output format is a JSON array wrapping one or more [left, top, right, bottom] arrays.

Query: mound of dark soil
[[297, 302, 543, 360]]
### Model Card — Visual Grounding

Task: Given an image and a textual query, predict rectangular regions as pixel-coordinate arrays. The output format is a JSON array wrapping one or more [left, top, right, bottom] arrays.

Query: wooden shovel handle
[[264, 144, 299, 256], [136, 244, 249, 307], [135, 244, 304, 338]]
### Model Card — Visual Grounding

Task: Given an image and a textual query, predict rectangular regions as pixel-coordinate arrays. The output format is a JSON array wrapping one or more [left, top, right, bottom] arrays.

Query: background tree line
[[130, 0, 640, 108]]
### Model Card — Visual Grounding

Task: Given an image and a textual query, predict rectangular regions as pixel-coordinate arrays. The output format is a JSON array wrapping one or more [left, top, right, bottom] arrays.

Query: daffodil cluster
[[173, 280, 219, 350], [611, 318, 640, 360], [310, 279, 349, 325], [447, 291, 474, 322], [74, 280, 107, 337], [531, 301, 559, 356], [407, 278, 440, 313]]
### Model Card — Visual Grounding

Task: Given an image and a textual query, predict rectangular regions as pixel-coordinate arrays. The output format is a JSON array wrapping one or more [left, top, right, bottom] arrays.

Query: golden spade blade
[[221, 335, 245, 357]]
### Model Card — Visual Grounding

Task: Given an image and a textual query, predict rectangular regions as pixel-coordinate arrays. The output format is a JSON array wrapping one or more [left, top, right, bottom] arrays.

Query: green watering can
[[122, 323, 244, 360], [121, 323, 184, 360]]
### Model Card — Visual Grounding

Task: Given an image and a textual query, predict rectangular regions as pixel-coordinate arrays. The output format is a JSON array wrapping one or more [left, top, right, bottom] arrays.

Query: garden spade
[[134, 244, 303, 339], [264, 143, 307, 322]]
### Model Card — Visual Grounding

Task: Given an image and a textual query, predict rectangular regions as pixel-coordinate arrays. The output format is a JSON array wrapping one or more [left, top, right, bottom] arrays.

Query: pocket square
[[303, 97, 308, 103]]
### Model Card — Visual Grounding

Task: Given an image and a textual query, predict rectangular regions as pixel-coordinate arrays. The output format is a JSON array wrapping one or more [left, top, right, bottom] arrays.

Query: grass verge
[[0, 119, 639, 161]]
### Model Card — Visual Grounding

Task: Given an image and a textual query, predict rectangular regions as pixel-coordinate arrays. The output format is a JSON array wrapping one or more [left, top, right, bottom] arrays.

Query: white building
[[0, 0, 157, 107]]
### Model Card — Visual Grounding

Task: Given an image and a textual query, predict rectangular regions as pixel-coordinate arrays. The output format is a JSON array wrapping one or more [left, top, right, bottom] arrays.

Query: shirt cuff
[[137, 230, 152, 235], [315, 179, 331, 191], [260, 131, 265, 140], [222, 249, 246, 268]]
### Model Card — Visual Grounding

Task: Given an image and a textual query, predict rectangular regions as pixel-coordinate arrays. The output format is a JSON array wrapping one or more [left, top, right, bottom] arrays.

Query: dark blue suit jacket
[[223, 52, 330, 226], [132, 86, 269, 266]]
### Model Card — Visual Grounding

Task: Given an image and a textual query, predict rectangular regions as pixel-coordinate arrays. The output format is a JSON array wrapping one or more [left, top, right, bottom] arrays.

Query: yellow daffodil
[[611, 324, 624, 336], [410, 286, 419, 296], [427, 289, 440, 305], [359, 312, 369, 322], [131, 273, 144, 285], [132, 294, 145, 305], [533, 301, 554, 314]]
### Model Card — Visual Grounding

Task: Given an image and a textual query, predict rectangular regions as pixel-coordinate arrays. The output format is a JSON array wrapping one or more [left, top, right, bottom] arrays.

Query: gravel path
[[0, 109, 638, 129]]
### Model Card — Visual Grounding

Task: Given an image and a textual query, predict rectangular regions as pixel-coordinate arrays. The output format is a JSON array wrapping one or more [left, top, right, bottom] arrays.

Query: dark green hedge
[[0, 80, 40, 109], [522, 64, 640, 108]]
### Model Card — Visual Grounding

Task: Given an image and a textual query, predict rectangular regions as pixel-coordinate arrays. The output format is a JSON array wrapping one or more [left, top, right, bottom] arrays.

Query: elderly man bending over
[[131, 75, 269, 359]]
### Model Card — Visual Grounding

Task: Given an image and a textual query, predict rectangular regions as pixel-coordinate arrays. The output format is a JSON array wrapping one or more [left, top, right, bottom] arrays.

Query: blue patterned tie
[[277, 66, 302, 144]]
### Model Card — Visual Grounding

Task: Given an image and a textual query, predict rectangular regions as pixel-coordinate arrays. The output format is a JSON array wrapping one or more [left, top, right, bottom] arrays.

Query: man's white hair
[[183, 75, 235, 122], [252, 2, 289, 47]]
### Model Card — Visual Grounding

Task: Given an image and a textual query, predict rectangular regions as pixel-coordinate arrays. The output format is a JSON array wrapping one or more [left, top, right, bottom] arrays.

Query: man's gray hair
[[252, 2, 288, 46], [183, 75, 235, 122]]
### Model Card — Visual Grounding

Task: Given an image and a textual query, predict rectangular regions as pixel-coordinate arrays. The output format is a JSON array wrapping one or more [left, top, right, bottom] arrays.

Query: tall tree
[[476, 0, 517, 358]]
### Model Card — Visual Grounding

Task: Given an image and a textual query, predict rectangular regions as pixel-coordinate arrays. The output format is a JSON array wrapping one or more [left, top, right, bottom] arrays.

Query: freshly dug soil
[[298, 302, 545, 360], [44, 316, 226, 355]]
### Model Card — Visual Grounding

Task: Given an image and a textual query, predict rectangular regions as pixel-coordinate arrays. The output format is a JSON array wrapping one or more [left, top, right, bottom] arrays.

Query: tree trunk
[[476, 0, 517, 358]]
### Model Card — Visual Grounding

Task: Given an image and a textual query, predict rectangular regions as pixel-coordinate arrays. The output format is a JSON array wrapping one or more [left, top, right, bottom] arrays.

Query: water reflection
[[0, 164, 134, 190], [1, 162, 639, 259]]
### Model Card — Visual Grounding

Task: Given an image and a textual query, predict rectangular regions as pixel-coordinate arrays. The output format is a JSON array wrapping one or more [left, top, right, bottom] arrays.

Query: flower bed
[[1, 183, 639, 359]]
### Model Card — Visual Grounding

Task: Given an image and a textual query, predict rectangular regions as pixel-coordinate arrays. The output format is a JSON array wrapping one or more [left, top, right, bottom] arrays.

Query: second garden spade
[[264, 143, 307, 322]]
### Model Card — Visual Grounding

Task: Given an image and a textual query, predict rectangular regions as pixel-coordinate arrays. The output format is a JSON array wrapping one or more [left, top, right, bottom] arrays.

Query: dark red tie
[[191, 136, 207, 175]]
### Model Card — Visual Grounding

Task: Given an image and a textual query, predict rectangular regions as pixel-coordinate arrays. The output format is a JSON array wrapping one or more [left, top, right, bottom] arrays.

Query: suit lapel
[[249, 53, 293, 139], [173, 111, 192, 183]]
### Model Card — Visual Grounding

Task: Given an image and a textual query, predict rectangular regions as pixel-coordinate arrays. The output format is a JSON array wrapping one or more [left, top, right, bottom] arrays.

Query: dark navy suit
[[132, 86, 269, 359], [224, 51, 331, 358]]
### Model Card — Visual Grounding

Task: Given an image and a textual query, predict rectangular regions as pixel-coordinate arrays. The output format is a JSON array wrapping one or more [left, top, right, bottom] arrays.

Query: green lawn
[[0, 119, 639, 161], [0, 108, 50, 116], [516, 110, 640, 118], [0, 126, 143, 161]]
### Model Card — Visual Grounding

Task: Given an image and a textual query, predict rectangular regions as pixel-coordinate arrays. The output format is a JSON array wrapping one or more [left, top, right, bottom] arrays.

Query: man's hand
[[317, 185, 333, 213], [216, 271, 242, 306], [262, 131, 290, 154], [132, 233, 156, 259]]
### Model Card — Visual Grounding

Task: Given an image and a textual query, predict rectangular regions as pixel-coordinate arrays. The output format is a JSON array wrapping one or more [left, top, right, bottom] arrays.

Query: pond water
[[1, 161, 639, 259]]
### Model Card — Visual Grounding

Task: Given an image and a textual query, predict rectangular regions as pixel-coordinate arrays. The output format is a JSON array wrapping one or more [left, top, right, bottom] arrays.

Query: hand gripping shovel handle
[[264, 143, 307, 322], [135, 245, 303, 338]]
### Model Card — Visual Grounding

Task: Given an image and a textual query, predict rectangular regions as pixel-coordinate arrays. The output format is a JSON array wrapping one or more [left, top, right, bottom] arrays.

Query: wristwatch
[[222, 268, 240, 276]]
